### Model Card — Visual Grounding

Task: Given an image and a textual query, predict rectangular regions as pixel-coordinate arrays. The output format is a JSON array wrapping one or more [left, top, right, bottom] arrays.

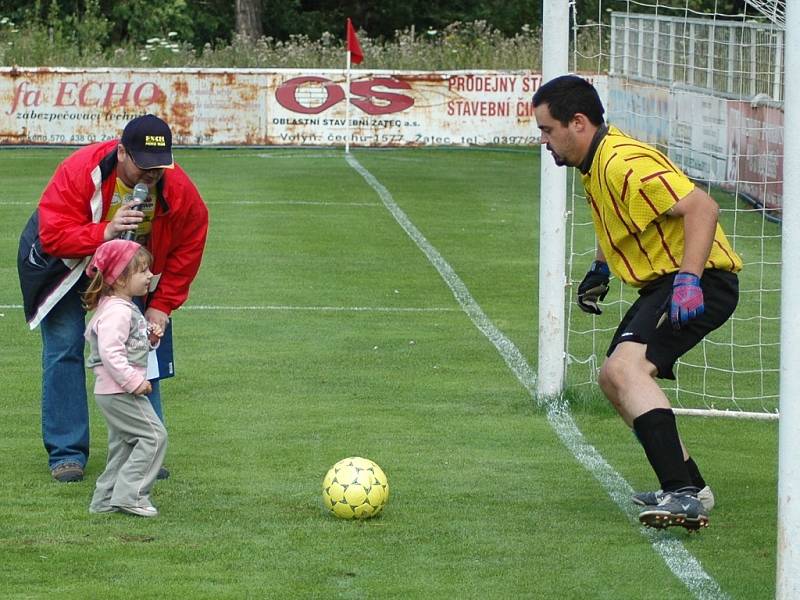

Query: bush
[[0, 11, 611, 72]]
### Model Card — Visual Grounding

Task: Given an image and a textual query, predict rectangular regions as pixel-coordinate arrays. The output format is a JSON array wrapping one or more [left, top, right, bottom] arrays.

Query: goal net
[[564, 0, 783, 418]]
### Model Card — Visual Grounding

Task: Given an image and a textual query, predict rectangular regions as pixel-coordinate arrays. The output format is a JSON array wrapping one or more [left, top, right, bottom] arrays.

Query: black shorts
[[606, 269, 739, 380]]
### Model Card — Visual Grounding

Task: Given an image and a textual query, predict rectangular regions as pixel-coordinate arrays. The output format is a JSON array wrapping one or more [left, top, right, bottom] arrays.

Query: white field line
[[210, 200, 379, 206], [181, 305, 455, 313], [0, 304, 456, 313], [0, 200, 380, 207], [345, 153, 728, 600]]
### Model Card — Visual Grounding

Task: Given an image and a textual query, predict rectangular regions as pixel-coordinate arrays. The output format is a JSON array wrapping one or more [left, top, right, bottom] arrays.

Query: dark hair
[[532, 75, 605, 126]]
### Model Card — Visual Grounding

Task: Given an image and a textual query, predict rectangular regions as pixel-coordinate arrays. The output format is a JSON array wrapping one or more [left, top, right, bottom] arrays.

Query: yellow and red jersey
[[582, 126, 741, 287]]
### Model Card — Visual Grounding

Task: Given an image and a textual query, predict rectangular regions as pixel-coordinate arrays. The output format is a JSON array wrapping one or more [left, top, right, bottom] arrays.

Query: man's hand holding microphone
[[104, 182, 148, 241]]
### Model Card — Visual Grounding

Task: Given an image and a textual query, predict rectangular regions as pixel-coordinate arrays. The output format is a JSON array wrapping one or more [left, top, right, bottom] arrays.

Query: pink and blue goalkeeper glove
[[669, 273, 704, 329]]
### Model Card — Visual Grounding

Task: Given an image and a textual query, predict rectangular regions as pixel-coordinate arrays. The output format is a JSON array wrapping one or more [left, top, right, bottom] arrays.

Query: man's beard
[[547, 145, 568, 167]]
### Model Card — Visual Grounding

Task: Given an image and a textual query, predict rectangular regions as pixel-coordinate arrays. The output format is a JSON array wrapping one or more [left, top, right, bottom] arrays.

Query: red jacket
[[21, 140, 208, 325]]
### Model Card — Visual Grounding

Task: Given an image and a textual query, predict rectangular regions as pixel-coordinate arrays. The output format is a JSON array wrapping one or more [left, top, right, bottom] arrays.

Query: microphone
[[120, 183, 149, 241]]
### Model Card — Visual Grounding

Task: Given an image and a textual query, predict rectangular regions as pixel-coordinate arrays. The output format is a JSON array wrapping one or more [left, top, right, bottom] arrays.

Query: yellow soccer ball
[[322, 457, 389, 519]]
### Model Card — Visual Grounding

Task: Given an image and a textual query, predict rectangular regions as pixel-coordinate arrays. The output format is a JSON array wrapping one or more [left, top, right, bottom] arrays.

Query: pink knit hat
[[86, 239, 142, 284]]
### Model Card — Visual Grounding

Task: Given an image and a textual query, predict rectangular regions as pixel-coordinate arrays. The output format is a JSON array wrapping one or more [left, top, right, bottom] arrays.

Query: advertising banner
[[0, 67, 549, 147], [607, 77, 670, 149], [607, 79, 785, 216], [668, 89, 730, 184], [726, 101, 783, 211]]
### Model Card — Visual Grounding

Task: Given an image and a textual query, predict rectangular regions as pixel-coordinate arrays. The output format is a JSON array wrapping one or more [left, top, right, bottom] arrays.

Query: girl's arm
[[95, 304, 147, 393]]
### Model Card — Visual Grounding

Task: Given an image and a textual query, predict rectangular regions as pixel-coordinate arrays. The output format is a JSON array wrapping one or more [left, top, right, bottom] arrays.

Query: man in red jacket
[[18, 114, 208, 482]]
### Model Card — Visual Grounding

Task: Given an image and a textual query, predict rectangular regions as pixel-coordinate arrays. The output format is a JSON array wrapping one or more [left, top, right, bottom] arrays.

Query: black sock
[[685, 456, 706, 489], [632, 431, 708, 490], [632, 408, 692, 492]]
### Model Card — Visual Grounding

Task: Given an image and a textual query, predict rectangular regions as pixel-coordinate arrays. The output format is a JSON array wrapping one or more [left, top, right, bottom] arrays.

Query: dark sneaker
[[639, 488, 709, 531], [51, 462, 84, 483], [632, 485, 715, 511], [157, 466, 170, 480], [89, 505, 118, 514]]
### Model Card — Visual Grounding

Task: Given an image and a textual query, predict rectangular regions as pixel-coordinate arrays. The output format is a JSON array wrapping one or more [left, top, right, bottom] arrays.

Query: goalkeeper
[[533, 75, 742, 531]]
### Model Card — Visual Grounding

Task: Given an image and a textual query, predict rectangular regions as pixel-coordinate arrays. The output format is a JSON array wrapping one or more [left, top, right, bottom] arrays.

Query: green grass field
[[0, 147, 778, 598]]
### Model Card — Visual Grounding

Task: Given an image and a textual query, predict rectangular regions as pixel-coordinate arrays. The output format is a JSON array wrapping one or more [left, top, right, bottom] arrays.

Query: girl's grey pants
[[89, 392, 168, 512]]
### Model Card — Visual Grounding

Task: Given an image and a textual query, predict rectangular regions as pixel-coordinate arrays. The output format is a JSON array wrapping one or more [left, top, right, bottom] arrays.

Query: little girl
[[83, 239, 167, 517]]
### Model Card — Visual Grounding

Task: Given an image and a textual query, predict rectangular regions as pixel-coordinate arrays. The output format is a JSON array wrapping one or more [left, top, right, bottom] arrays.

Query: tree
[[236, 0, 262, 39]]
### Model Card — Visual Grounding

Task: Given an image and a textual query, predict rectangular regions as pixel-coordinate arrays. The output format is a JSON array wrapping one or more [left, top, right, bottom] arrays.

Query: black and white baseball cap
[[121, 114, 174, 169]]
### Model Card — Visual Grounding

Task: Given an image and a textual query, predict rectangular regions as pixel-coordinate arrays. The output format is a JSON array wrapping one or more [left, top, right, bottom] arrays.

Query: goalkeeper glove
[[669, 272, 704, 329], [577, 260, 610, 315]]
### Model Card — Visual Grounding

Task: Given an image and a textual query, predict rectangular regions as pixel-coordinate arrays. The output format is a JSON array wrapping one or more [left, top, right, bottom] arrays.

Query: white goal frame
[[778, 2, 800, 596]]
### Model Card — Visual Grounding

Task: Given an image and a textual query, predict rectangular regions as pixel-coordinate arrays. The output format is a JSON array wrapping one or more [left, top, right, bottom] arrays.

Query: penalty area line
[[0, 304, 457, 314], [204, 200, 381, 207], [0, 200, 380, 208], [345, 152, 728, 600], [180, 304, 457, 313]]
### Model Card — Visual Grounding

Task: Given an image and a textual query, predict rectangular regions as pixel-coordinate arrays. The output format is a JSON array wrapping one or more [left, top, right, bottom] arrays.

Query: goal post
[[536, 0, 570, 399], [777, 1, 800, 596]]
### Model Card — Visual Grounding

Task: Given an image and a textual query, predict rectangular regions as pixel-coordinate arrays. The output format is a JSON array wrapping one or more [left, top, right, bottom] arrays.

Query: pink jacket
[[85, 296, 156, 395]]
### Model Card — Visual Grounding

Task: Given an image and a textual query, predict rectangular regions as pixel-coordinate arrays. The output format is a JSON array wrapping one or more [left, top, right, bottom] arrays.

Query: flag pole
[[345, 18, 363, 154], [345, 49, 351, 154]]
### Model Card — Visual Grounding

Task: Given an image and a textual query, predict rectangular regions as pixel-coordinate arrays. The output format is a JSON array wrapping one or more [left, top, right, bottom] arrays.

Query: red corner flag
[[346, 18, 364, 64]]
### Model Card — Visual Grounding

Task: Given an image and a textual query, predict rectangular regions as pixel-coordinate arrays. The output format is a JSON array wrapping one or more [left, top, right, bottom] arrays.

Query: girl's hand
[[147, 322, 163, 346], [144, 308, 169, 331], [134, 380, 152, 396]]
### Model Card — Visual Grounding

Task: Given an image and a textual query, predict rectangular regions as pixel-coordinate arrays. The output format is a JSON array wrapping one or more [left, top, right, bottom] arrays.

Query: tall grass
[[0, 14, 607, 71]]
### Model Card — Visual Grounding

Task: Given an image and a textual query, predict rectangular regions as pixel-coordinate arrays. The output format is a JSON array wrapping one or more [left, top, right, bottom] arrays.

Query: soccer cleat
[[638, 488, 709, 531], [632, 485, 715, 511]]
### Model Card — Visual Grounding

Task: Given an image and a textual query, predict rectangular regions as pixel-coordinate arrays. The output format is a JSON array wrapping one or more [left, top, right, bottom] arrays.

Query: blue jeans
[[40, 284, 164, 470]]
